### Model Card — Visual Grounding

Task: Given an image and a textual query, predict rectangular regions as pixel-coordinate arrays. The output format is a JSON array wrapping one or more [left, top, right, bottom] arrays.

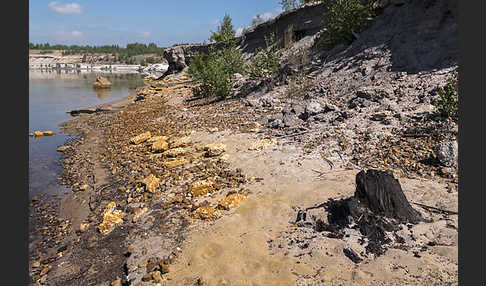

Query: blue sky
[[29, 1, 284, 47]]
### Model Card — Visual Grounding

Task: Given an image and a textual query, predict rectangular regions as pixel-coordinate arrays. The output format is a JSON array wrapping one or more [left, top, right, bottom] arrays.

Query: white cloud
[[253, 7, 283, 22], [54, 30, 84, 41], [235, 27, 244, 37], [48, 2, 83, 14]]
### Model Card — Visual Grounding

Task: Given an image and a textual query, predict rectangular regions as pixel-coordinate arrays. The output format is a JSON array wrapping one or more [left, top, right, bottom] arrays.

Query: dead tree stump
[[355, 170, 422, 223]]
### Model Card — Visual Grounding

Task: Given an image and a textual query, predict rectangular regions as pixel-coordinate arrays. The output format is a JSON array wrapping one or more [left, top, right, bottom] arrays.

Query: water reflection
[[95, 87, 111, 99]]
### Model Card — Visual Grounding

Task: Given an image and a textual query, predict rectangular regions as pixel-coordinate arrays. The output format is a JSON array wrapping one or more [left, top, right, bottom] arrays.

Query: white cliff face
[[142, 63, 169, 73]]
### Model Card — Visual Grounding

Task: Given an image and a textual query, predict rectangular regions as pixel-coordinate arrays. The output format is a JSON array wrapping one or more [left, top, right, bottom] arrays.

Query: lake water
[[28, 70, 146, 200]]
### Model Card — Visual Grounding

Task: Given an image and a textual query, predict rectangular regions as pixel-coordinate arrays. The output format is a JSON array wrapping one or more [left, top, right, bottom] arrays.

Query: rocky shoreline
[[29, 69, 458, 285]]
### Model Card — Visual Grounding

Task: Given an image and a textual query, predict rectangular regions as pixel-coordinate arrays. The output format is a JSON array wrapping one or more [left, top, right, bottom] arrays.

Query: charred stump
[[355, 170, 422, 224], [295, 169, 422, 259]]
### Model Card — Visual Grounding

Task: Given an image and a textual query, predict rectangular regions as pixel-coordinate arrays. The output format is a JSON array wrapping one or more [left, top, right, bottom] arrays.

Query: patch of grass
[[433, 74, 458, 121]]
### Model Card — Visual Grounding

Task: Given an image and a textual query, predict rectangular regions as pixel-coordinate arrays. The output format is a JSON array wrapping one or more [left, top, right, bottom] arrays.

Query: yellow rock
[[204, 143, 226, 157], [148, 135, 169, 143], [78, 184, 89, 191], [132, 207, 149, 223], [98, 202, 124, 235], [170, 136, 191, 148], [57, 145, 71, 152], [141, 174, 161, 193], [249, 138, 277, 151], [111, 278, 121, 286], [78, 222, 89, 233], [42, 130, 54, 136], [163, 158, 189, 167], [189, 179, 215, 197], [130, 131, 152, 145], [93, 76, 112, 88], [191, 207, 222, 220], [164, 147, 186, 157], [152, 139, 169, 153], [34, 131, 43, 136], [217, 193, 247, 210]]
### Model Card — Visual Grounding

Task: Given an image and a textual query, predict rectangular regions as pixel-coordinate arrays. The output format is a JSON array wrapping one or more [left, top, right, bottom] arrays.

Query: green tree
[[322, 0, 375, 47], [209, 14, 236, 43], [187, 41, 244, 99]]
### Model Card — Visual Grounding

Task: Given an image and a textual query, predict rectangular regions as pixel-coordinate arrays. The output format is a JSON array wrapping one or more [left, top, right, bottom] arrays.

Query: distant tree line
[[29, 42, 165, 57]]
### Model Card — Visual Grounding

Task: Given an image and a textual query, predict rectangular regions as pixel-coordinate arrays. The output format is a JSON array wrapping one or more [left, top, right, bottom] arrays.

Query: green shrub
[[246, 33, 280, 80], [433, 75, 458, 121], [322, 0, 375, 47], [187, 42, 245, 99]]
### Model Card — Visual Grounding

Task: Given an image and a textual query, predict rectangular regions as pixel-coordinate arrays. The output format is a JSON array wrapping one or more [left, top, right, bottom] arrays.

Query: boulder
[[93, 76, 112, 88], [98, 202, 124, 235], [305, 101, 324, 116], [130, 131, 152, 145], [57, 145, 71, 152], [189, 179, 215, 197], [141, 174, 161, 193], [217, 193, 247, 210], [191, 207, 222, 220], [356, 86, 394, 102], [435, 140, 458, 167], [151, 139, 169, 153], [164, 147, 186, 157]]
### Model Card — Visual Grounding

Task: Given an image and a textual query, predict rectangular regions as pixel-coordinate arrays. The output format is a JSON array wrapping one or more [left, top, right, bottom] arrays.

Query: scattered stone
[[131, 131, 152, 145], [141, 174, 161, 193], [371, 111, 391, 121], [57, 145, 71, 152], [189, 179, 215, 197], [34, 131, 43, 137], [78, 184, 89, 191], [133, 207, 149, 223], [42, 131, 54, 136], [249, 138, 277, 151], [29, 132, 34, 136], [203, 143, 226, 157], [151, 139, 169, 153], [163, 158, 189, 167], [170, 136, 191, 148], [217, 193, 247, 210], [356, 86, 394, 101], [98, 202, 124, 235], [148, 135, 169, 143], [192, 207, 222, 220], [164, 147, 186, 157], [78, 222, 89, 233]]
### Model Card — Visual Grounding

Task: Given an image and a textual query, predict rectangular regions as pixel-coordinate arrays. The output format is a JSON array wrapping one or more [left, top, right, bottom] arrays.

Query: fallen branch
[[411, 202, 458, 215]]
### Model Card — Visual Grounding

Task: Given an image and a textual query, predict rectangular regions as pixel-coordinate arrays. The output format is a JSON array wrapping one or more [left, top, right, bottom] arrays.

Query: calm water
[[28, 70, 145, 199]]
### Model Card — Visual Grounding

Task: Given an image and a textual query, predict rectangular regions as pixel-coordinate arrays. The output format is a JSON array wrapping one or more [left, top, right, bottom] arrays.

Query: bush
[[322, 0, 375, 47], [246, 33, 280, 80], [433, 75, 458, 121], [187, 41, 245, 99]]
